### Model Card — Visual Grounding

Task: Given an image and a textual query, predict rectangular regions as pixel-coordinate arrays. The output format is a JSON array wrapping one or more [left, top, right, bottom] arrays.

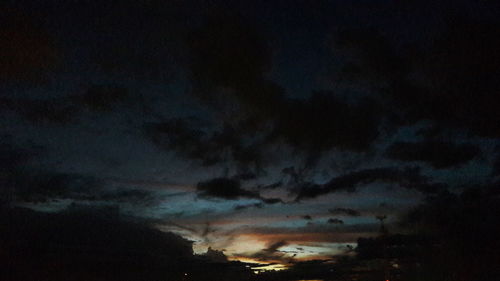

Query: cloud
[[12, 172, 102, 203], [184, 12, 385, 163], [233, 223, 380, 244], [145, 119, 264, 171], [328, 208, 361, 217], [146, 3, 500, 176], [5, 167, 162, 206], [385, 140, 480, 169], [294, 167, 445, 200], [327, 218, 344, 224], [269, 92, 382, 154], [262, 197, 284, 204], [234, 203, 263, 211], [196, 177, 282, 205], [264, 240, 288, 253], [302, 215, 312, 220], [332, 15, 500, 139], [197, 177, 260, 200], [259, 181, 283, 189], [237, 240, 290, 263], [145, 118, 219, 166], [231, 172, 257, 181]]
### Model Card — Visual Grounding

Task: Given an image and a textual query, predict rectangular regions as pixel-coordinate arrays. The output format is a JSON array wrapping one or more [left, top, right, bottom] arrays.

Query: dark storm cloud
[[0, 140, 161, 206], [145, 118, 218, 166], [11, 171, 102, 203], [258, 181, 283, 189], [261, 197, 284, 204], [385, 140, 480, 169], [3, 1, 500, 278], [328, 208, 361, 217], [196, 177, 283, 206], [328, 218, 344, 224], [234, 202, 263, 211], [270, 92, 382, 153], [282, 166, 307, 184], [231, 171, 257, 181], [145, 119, 264, 171], [332, 11, 500, 138], [197, 178, 259, 200], [295, 167, 445, 200], [185, 12, 384, 161], [145, 96, 382, 174], [8, 171, 161, 206], [0, 144, 162, 205]]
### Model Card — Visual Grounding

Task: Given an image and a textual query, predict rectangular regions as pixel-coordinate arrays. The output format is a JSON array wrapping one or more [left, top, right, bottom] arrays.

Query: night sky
[[2, 1, 500, 280]]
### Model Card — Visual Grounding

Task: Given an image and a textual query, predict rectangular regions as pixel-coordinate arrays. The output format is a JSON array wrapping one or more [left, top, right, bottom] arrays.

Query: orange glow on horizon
[[228, 256, 289, 271]]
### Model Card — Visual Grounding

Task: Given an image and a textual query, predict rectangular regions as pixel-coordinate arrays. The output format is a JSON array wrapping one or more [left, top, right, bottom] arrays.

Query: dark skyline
[[2, 1, 500, 280]]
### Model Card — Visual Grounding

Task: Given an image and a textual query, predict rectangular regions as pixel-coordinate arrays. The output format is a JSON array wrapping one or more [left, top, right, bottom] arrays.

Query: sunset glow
[[3, 1, 500, 280]]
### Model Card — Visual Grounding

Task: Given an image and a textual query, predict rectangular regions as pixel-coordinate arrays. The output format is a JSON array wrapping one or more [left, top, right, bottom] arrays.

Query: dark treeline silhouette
[[0, 205, 254, 281]]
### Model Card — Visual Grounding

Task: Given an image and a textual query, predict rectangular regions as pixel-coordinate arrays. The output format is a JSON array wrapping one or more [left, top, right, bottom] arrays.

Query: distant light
[[184, 273, 188, 276]]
